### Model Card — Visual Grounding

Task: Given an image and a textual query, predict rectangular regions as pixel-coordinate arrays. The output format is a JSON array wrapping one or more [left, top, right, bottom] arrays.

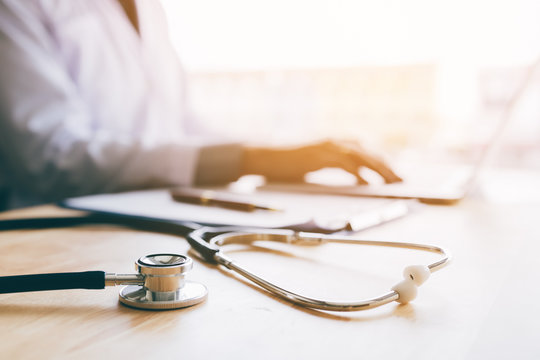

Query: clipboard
[[61, 187, 411, 232]]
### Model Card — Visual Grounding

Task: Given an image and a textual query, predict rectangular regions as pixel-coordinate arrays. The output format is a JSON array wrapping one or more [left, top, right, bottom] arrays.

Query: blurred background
[[161, 0, 540, 168]]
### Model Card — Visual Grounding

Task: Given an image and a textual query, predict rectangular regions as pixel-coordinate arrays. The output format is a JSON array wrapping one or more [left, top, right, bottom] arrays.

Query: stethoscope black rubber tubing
[[0, 212, 196, 233], [0, 205, 340, 265], [0, 211, 237, 264], [0, 271, 107, 294]]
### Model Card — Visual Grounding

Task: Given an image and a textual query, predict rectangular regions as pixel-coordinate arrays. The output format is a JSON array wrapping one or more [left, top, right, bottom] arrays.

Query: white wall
[[161, 0, 540, 71]]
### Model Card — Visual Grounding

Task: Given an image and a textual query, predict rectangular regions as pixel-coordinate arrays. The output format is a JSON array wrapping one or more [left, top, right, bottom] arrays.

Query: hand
[[240, 140, 402, 184]]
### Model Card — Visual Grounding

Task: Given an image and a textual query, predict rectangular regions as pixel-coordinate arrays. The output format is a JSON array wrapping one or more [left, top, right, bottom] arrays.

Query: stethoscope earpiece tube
[[0, 271, 106, 294], [208, 231, 451, 311]]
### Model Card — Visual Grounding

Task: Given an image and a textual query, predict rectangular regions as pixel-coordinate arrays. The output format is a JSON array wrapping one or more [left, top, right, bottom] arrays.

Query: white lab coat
[[0, 0, 239, 208]]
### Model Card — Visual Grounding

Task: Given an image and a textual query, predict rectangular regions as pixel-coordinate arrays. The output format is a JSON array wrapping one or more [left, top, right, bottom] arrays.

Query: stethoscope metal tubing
[[201, 230, 450, 312], [215, 252, 399, 311]]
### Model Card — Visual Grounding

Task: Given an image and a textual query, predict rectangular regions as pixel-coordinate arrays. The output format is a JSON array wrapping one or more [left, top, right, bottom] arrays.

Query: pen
[[170, 188, 280, 212]]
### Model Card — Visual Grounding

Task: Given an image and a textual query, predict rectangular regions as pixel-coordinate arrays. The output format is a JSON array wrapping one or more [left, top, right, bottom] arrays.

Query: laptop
[[261, 59, 539, 205]]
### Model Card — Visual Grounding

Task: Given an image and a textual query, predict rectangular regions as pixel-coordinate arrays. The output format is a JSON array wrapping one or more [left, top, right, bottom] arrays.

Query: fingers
[[326, 157, 369, 185], [323, 140, 402, 184], [351, 152, 402, 184], [315, 144, 369, 185]]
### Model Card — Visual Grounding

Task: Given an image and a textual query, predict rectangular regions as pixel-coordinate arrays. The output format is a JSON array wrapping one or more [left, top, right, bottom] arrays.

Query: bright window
[[161, 0, 540, 167]]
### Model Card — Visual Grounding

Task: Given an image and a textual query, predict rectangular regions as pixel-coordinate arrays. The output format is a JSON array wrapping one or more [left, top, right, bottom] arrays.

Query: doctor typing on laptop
[[0, 0, 401, 210]]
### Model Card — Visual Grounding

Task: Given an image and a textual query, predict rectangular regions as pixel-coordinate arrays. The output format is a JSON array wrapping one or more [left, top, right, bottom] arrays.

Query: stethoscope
[[0, 212, 451, 311]]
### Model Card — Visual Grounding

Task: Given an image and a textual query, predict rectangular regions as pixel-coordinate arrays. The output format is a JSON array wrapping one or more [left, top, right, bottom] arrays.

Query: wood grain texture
[[0, 196, 539, 359]]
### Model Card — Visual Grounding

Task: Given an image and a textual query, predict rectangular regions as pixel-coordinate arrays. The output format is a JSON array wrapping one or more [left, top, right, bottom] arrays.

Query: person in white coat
[[0, 0, 400, 209]]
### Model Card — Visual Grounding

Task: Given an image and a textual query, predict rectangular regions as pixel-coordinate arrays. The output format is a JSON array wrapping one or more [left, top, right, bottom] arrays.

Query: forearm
[[0, 127, 199, 202]]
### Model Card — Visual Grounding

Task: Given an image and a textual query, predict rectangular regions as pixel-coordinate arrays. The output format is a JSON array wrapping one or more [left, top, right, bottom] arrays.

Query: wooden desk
[[1, 175, 540, 359]]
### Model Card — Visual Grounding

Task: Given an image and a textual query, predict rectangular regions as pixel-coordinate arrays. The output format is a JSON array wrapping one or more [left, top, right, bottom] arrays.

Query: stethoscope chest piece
[[118, 254, 208, 310]]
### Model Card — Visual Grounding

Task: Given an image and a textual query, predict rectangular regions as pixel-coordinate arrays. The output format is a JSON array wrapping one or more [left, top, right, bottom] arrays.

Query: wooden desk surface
[[1, 178, 540, 359]]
